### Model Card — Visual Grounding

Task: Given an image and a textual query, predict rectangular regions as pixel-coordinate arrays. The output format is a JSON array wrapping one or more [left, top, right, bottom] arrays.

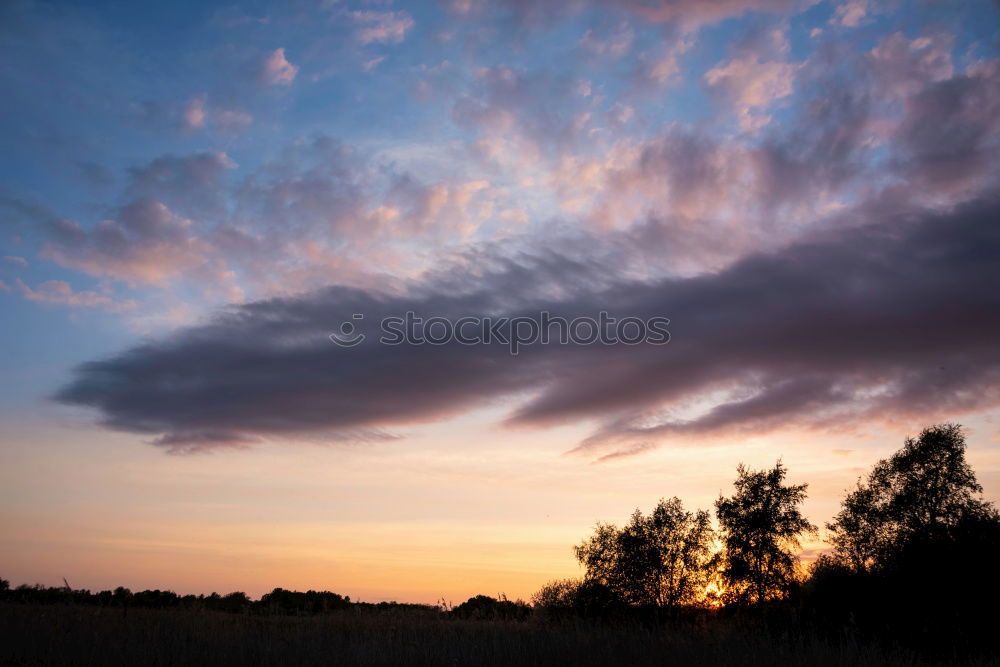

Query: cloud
[[548, 127, 753, 240], [260, 48, 298, 85], [217, 136, 499, 293], [362, 56, 386, 72], [40, 199, 217, 287], [351, 10, 414, 45], [55, 194, 1000, 455], [127, 151, 237, 219], [232, 136, 372, 242], [579, 22, 635, 59], [17, 278, 136, 312], [452, 66, 596, 156], [595, 442, 658, 462], [180, 96, 252, 133], [26, 28, 998, 315], [448, 39, 996, 277], [0, 193, 56, 235], [831, 1, 868, 27], [181, 96, 207, 131], [383, 174, 495, 238], [705, 56, 799, 132], [638, 36, 695, 86], [622, 0, 806, 28], [890, 59, 1000, 198], [869, 32, 954, 99], [214, 109, 253, 132], [28, 136, 503, 301], [75, 161, 114, 189], [449, 0, 805, 31], [444, 0, 590, 27]]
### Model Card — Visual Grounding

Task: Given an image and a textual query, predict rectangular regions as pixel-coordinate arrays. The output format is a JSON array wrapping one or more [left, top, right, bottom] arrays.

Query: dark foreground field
[[1, 602, 988, 667]]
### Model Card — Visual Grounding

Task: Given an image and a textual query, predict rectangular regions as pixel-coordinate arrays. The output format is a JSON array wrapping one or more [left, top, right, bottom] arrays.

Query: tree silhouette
[[451, 594, 531, 621], [715, 461, 815, 605], [808, 424, 1000, 650], [826, 423, 998, 572], [575, 497, 714, 608], [530, 579, 581, 614]]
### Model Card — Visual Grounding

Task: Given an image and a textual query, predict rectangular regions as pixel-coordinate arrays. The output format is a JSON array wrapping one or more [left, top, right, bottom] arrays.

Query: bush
[[451, 595, 531, 621]]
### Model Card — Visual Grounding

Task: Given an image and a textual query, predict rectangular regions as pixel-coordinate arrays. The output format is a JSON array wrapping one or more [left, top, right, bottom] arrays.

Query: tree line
[[0, 583, 436, 616]]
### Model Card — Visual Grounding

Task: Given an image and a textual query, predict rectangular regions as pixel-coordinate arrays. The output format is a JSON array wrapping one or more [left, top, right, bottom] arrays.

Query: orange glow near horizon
[[2, 409, 998, 603]]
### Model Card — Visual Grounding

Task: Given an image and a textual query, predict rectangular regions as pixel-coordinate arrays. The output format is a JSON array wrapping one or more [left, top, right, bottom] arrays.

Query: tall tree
[[575, 497, 714, 608], [715, 461, 815, 605], [827, 423, 998, 572]]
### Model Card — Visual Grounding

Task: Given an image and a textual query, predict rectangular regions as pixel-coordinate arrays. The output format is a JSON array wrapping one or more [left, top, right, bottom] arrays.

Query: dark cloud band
[[56, 194, 1000, 456]]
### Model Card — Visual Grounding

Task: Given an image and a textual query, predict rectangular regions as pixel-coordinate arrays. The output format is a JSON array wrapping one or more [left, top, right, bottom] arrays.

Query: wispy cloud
[[17, 279, 136, 312], [351, 10, 414, 45]]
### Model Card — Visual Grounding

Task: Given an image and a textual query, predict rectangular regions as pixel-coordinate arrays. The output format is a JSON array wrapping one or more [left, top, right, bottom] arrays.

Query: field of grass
[[0, 602, 973, 666]]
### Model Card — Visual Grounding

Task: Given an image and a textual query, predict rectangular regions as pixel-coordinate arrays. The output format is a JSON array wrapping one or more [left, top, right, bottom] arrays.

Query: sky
[[1, 0, 999, 603]]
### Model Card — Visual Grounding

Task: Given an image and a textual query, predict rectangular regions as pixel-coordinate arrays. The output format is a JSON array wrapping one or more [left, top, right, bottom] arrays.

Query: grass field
[[0, 602, 978, 666]]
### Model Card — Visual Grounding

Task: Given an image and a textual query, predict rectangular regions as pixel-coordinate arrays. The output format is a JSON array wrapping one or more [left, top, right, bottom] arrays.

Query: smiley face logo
[[329, 314, 366, 347]]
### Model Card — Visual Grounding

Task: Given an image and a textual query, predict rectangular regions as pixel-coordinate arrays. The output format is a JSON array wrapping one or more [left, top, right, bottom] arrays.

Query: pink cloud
[[41, 200, 217, 287], [260, 48, 298, 85], [639, 37, 695, 86], [351, 10, 414, 45], [181, 96, 207, 131], [832, 1, 868, 27], [17, 279, 137, 312], [215, 108, 253, 132], [180, 96, 252, 133], [579, 22, 635, 59], [705, 56, 799, 132], [624, 0, 805, 28], [869, 32, 954, 98]]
